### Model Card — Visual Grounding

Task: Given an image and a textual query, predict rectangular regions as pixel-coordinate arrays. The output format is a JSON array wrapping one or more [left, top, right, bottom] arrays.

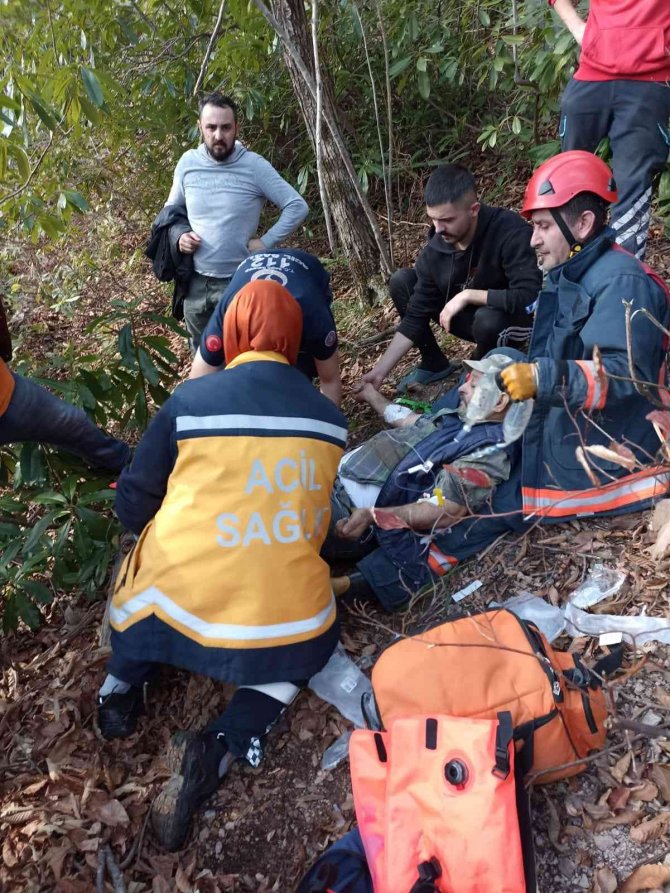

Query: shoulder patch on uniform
[[205, 334, 222, 353], [325, 330, 337, 347]]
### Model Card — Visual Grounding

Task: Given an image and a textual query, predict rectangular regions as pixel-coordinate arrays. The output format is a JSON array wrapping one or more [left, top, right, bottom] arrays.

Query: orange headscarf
[[223, 280, 303, 365]]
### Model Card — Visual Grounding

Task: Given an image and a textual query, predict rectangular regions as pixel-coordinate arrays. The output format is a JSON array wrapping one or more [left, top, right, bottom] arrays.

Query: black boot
[[333, 571, 374, 605], [150, 731, 235, 851], [98, 685, 146, 739]]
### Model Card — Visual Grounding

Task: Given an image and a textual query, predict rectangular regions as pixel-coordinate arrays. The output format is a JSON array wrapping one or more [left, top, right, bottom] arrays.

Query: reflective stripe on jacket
[[111, 352, 347, 683], [523, 229, 670, 520]]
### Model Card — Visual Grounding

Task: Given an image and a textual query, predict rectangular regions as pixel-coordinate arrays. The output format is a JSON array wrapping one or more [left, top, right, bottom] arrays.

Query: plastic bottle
[[568, 564, 626, 609]]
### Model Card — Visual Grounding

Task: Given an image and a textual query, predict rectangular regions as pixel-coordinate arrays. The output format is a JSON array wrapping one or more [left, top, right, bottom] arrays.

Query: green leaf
[[118, 323, 135, 365], [389, 57, 412, 78], [78, 94, 101, 124], [63, 190, 91, 213], [21, 580, 53, 604], [80, 67, 104, 108], [478, 8, 491, 26], [22, 509, 60, 554], [416, 57, 427, 73], [17, 443, 47, 487], [3, 592, 19, 632], [15, 591, 42, 629], [512, 115, 521, 135], [417, 68, 430, 100], [0, 93, 21, 112], [22, 89, 59, 130], [8, 144, 30, 181], [137, 347, 160, 385]]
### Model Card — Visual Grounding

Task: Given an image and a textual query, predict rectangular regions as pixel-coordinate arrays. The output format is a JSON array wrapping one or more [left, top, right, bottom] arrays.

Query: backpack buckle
[[492, 710, 513, 779]]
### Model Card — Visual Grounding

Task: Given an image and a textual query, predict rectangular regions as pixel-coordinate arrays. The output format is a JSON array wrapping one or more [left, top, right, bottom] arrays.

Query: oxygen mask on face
[[459, 353, 534, 443], [461, 373, 502, 432]]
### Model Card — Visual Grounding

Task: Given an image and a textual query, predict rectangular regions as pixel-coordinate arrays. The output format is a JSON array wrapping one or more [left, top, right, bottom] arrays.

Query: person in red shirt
[[550, 0, 670, 259]]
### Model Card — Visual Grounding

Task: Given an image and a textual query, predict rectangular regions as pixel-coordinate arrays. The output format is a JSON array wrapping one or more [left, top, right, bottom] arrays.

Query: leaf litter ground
[[1, 210, 670, 892]]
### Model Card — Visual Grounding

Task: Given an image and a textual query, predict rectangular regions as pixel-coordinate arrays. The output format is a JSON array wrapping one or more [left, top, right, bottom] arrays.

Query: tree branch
[[0, 134, 54, 207], [311, 0, 335, 251], [251, 0, 392, 276], [193, 0, 228, 97]]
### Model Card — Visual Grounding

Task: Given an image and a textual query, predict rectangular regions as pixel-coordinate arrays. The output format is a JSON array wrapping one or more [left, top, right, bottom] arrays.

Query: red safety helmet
[[521, 151, 617, 219]]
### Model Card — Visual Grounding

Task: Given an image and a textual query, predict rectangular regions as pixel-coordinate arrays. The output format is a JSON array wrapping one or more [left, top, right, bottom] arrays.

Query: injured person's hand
[[498, 362, 538, 401], [335, 508, 374, 540]]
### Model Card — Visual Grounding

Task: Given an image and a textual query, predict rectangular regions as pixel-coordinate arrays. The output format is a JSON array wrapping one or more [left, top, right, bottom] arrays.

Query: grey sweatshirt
[[165, 142, 309, 278]]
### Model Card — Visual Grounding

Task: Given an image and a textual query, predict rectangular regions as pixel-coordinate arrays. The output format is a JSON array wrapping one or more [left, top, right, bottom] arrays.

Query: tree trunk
[[268, 0, 389, 300]]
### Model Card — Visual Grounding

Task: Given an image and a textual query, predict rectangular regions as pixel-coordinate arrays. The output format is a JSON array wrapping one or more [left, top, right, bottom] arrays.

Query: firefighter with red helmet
[[499, 150, 670, 521]]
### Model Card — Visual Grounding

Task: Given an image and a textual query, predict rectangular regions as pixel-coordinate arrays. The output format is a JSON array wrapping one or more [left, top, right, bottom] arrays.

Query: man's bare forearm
[[551, 0, 586, 44], [377, 499, 467, 530]]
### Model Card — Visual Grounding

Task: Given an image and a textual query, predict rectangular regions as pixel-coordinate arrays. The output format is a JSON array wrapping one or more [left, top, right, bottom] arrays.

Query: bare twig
[[612, 718, 670, 738], [525, 739, 640, 788], [119, 807, 151, 871], [351, 0, 393, 266], [96, 847, 106, 893], [0, 133, 54, 206], [103, 844, 127, 893], [193, 0, 227, 97], [310, 0, 335, 251], [375, 0, 394, 265]]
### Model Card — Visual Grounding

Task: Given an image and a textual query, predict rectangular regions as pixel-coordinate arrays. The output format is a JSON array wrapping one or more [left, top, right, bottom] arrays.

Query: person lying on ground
[[356, 163, 541, 394], [497, 150, 670, 521], [162, 92, 308, 348], [0, 297, 130, 474], [189, 248, 342, 406], [326, 349, 528, 611], [97, 280, 347, 852]]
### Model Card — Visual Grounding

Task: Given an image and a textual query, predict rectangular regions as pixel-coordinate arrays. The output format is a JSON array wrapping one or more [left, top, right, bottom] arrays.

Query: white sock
[[99, 674, 131, 697], [240, 681, 300, 706]]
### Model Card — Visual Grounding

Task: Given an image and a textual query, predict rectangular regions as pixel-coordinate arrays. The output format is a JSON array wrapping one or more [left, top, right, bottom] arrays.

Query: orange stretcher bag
[[349, 712, 532, 893], [370, 608, 617, 784]]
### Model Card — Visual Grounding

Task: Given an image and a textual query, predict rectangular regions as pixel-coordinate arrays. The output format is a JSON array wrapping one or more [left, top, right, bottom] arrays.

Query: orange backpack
[[370, 608, 617, 784], [349, 713, 531, 893]]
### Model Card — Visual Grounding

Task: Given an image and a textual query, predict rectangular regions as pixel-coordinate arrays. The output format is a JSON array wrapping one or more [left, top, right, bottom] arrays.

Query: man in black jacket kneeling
[[359, 164, 542, 393]]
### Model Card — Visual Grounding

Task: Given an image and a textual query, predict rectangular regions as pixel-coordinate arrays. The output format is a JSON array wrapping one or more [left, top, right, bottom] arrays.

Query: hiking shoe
[[150, 731, 234, 851], [98, 685, 146, 739], [396, 363, 457, 394]]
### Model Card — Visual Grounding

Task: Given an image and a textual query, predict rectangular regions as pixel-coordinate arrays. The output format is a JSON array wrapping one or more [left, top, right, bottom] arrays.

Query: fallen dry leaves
[[621, 862, 670, 892]]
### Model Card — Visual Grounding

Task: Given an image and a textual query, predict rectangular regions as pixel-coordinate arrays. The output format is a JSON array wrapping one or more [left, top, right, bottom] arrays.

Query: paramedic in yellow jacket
[[97, 281, 347, 851]]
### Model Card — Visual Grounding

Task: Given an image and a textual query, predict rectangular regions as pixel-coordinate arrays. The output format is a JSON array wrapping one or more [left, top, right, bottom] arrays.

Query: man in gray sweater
[[165, 92, 309, 345]]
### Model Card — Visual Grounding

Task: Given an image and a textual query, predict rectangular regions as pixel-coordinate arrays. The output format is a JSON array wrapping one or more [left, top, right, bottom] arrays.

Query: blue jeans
[[0, 373, 131, 473]]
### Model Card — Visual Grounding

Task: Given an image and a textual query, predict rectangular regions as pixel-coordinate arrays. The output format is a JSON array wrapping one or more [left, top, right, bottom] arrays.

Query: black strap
[[409, 858, 442, 893], [310, 862, 338, 892], [549, 207, 583, 255], [425, 718, 438, 751], [565, 646, 624, 691], [493, 711, 514, 779], [592, 645, 624, 686], [374, 732, 388, 763]]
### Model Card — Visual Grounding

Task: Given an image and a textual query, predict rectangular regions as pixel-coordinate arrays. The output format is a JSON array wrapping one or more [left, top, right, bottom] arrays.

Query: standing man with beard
[[165, 93, 309, 347]]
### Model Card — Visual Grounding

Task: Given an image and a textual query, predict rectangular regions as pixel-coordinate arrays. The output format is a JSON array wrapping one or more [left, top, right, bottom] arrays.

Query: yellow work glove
[[498, 363, 538, 401]]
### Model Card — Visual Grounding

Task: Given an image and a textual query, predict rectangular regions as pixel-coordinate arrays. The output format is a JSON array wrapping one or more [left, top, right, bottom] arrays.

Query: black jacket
[[0, 296, 12, 362], [145, 206, 194, 320], [398, 204, 542, 344]]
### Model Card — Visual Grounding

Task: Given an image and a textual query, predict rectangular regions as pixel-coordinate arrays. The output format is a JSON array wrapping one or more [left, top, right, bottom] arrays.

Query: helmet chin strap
[[550, 208, 582, 258]]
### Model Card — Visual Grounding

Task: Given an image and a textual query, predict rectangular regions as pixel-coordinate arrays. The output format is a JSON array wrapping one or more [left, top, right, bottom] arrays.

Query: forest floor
[[1, 176, 670, 892]]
